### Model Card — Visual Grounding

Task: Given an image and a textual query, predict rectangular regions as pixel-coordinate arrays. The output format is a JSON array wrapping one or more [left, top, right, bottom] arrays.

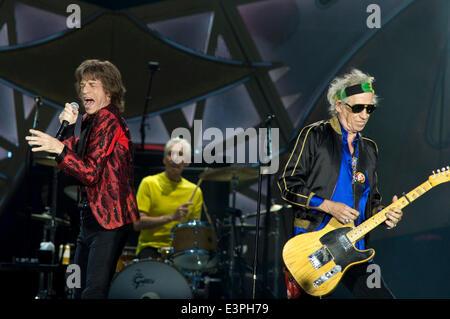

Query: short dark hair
[[75, 59, 126, 112]]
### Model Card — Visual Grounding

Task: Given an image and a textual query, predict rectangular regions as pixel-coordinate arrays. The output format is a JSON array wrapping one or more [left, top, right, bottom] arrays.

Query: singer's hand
[[26, 129, 65, 155], [59, 103, 79, 125]]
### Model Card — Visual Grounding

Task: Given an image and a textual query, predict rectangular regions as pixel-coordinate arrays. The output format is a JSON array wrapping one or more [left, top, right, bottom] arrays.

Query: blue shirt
[[293, 121, 371, 251]]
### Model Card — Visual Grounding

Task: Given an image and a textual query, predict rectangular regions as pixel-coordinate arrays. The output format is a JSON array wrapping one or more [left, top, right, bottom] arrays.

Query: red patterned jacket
[[56, 104, 139, 229]]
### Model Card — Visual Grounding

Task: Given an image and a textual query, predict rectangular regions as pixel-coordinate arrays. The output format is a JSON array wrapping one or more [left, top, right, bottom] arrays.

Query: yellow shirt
[[136, 172, 203, 256]]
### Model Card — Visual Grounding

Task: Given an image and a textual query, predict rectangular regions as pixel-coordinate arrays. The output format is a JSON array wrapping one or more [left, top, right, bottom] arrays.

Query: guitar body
[[283, 218, 375, 296]]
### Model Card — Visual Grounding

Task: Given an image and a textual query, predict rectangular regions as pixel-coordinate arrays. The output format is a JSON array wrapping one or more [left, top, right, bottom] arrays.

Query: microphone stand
[[26, 97, 43, 249], [29, 97, 53, 299], [27, 97, 43, 203], [252, 114, 275, 299], [140, 61, 160, 150]]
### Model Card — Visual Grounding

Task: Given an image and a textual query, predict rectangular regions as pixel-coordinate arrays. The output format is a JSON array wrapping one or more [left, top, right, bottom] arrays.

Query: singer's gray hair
[[326, 68, 378, 116]]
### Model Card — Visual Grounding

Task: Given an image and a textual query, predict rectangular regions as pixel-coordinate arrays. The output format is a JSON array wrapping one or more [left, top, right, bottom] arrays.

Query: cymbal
[[222, 223, 260, 230], [33, 155, 57, 167], [199, 165, 258, 182], [31, 212, 70, 227], [64, 185, 78, 201], [242, 204, 291, 219]]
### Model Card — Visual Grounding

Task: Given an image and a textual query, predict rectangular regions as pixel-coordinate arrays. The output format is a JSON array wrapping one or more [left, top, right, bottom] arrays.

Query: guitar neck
[[346, 180, 433, 243]]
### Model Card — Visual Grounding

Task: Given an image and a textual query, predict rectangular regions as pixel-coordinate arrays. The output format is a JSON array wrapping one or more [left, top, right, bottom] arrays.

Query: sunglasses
[[345, 103, 377, 114]]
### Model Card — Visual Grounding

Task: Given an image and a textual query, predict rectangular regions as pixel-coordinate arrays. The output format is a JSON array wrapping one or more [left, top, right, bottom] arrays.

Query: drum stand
[[227, 175, 246, 298], [26, 97, 56, 299], [185, 270, 222, 299], [35, 166, 59, 299], [252, 114, 275, 298], [183, 270, 206, 297]]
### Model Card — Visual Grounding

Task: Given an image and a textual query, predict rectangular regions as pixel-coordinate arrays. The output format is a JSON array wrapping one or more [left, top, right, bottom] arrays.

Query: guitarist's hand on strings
[[317, 200, 359, 225], [385, 195, 403, 229]]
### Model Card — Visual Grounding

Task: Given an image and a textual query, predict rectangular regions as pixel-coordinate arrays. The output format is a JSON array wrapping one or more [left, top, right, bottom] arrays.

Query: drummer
[[133, 137, 203, 260]]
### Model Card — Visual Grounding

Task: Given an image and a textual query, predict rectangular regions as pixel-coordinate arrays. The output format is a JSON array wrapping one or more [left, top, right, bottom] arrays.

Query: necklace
[[351, 156, 358, 184]]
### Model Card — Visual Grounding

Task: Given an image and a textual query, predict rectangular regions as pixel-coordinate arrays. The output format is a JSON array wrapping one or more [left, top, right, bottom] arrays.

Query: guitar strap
[[353, 138, 367, 212]]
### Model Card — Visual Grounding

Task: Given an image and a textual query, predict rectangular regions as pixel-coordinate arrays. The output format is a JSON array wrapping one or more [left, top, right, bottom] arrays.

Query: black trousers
[[73, 209, 130, 299]]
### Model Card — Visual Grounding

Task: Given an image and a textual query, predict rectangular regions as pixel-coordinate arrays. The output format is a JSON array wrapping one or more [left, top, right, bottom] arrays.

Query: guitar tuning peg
[[432, 170, 435, 175], [447, 166, 450, 171]]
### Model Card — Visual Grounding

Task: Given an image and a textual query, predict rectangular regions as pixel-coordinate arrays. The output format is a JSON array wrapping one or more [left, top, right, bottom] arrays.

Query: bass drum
[[108, 259, 192, 299]]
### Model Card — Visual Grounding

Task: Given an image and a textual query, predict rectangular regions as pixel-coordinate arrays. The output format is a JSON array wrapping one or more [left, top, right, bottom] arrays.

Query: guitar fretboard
[[346, 180, 433, 243]]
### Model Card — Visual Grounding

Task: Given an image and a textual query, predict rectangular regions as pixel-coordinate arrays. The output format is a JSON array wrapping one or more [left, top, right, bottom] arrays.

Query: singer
[[26, 59, 139, 299]]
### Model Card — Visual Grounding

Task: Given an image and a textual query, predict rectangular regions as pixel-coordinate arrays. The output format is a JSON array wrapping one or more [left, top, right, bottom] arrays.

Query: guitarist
[[278, 69, 403, 298]]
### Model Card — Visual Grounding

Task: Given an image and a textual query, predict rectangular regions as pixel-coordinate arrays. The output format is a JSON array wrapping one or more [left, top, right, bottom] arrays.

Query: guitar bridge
[[308, 246, 333, 270], [312, 265, 342, 288]]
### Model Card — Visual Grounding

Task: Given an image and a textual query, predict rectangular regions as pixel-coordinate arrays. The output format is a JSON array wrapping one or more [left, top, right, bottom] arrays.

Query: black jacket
[[278, 116, 384, 235]]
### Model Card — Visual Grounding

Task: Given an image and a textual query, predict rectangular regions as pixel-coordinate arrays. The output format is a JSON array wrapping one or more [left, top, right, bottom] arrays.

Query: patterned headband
[[334, 82, 374, 101]]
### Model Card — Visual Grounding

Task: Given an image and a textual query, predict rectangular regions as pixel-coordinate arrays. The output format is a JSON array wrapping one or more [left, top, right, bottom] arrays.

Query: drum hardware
[[252, 114, 275, 299], [115, 246, 137, 273], [199, 165, 253, 298], [63, 185, 78, 201], [157, 247, 172, 262], [198, 165, 258, 182], [182, 270, 203, 296], [181, 270, 222, 298], [226, 174, 246, 298], [139, 61, 159, 150], [198, 165, 259, 298], [222, 223, 260, 230], [24, 97, 57, 298], [241, 204, 291, 219], [31, 211, 70, 227], [33, 154, 58, 168], [31, 147, 64, 298]]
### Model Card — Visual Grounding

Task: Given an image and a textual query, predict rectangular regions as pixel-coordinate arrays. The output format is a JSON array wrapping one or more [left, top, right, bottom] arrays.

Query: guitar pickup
[[308, 246, 333, 270], [338, 234, 352, 251]]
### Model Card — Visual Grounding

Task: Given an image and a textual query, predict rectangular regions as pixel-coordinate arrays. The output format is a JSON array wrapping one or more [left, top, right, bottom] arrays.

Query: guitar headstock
[[428, 166, 450, 187]]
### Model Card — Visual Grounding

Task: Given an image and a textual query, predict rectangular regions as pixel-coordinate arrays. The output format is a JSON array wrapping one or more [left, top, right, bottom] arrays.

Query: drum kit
[[108, 164, 290, 299], [109, 219, 220, 299]]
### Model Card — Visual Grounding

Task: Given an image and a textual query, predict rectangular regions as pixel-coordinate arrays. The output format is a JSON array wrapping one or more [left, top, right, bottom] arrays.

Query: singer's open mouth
[[84, 98, 95, 108]]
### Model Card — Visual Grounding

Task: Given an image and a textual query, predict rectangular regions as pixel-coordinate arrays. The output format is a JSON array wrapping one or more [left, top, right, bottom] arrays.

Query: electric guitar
[[282, 166, 450, 296]]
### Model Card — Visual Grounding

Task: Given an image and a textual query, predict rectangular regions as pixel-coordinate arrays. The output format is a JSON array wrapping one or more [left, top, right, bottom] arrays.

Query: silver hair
[[326, 68, 378, 116], [164, 136, 191, 159]]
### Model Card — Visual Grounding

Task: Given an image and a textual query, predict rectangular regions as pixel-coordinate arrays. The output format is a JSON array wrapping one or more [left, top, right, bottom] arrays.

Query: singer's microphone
[[55, 102, 79, 140]]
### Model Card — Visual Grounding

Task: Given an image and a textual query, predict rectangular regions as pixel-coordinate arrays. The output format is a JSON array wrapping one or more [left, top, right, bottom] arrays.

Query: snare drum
[[171, 220, 218, 271], [108, 259, 192, 299]]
